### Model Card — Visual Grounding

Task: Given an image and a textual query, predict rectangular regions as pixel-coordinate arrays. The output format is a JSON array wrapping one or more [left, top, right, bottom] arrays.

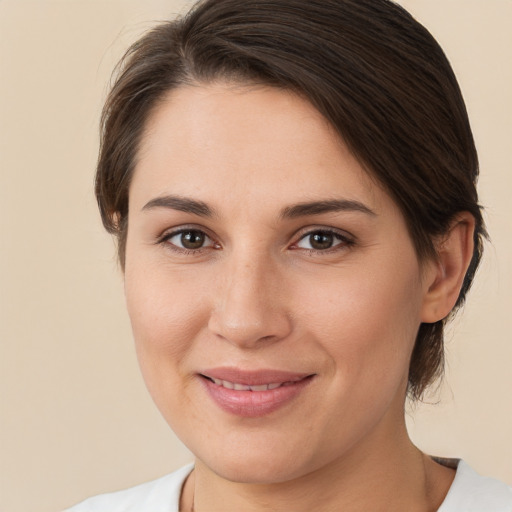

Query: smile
[[205, 377, 304, 392], [199, 368, 315, 417]]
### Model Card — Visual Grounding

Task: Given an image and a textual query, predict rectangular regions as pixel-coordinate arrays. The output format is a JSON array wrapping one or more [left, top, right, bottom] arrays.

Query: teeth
[[209, 378, 285, 391], [250, 384, 269, 391]]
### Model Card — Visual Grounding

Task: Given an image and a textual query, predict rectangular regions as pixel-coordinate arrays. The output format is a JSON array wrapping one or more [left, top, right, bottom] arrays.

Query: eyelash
[[157, 226, 355, 256], [291, 228, 355, 254], [157, 227, 218, 255]]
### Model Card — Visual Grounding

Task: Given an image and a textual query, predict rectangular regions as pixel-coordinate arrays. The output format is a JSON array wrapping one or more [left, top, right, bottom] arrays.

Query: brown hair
[[96, 0, 486, 400]]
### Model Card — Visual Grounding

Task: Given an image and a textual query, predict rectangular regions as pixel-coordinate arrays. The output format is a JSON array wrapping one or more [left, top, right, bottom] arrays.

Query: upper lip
[[200, 367, 314, 386]]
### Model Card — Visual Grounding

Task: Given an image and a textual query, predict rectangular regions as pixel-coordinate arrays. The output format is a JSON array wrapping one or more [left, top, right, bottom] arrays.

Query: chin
[[196, 439, 320, 485], [211, 460, 305, 485]]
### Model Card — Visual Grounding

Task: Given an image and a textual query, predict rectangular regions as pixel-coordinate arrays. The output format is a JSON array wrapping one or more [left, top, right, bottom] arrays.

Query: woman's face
[[125, 84, 434, 483]]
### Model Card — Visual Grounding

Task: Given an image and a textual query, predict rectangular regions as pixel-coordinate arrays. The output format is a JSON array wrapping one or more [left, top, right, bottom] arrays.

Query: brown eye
[[309, 232, 334, 250], [180, 230, 205, 249], [295, 230, 351, 251], [165, 229, 214, 251]]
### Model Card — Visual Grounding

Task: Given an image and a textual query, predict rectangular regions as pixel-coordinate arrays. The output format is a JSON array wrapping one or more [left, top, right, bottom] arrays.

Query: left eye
[[295, 231, 348, 251], [165, 229, 214, 250]]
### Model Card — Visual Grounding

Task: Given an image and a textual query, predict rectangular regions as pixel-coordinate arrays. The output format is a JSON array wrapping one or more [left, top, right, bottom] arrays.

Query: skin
[[124, 83, 474, 511]]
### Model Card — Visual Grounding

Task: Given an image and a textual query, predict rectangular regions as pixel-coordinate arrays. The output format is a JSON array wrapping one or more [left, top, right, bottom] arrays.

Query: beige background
[[0, 1, 510, 511]]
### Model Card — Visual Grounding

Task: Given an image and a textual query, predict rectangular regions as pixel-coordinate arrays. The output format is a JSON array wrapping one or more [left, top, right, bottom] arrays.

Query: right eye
[[162, 229, 216, 251]]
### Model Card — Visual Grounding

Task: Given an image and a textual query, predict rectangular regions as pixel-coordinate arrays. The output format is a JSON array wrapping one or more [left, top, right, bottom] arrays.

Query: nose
[[208, 253, 292, 349]]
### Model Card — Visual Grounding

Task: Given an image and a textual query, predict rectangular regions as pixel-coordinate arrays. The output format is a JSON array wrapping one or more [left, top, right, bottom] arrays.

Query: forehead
[[131, 83, 387, 216]]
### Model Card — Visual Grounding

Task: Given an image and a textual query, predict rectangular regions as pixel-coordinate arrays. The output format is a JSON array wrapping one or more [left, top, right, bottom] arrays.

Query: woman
[[65, 0, 511, 510]]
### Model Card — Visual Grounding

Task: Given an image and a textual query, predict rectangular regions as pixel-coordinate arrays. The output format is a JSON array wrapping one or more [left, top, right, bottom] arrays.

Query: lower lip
[[201, 376, 314, 418]]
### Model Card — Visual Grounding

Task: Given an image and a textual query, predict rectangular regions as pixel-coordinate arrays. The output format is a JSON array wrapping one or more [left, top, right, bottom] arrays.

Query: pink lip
[[199, 367, 315, 418], [201, 367, 312, 386]]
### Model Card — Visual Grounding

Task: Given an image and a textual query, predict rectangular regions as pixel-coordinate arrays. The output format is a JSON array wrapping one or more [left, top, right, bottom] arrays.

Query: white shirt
[[64, 460, 512, 512]]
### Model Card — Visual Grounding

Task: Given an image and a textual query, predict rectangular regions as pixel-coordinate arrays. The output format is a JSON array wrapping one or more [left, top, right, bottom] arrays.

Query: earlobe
[[420, 212, 476, 323]]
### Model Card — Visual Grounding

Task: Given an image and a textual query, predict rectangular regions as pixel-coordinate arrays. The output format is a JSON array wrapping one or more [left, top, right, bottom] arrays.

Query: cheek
[[299, 255, 423, 391], [123, 260, 218, 435], [123, 260, 212, 389]]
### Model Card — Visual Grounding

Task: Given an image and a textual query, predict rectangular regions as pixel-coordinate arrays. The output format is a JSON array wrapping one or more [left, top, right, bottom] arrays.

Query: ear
[[421, 212, 476, 323]]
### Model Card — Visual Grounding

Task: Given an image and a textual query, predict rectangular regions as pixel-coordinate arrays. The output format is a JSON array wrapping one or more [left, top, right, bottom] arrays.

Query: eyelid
[[168, 230, 214, 247], [290, 226, 356, 251], [157, 223, 211, 241], [155, 224, 355, 254], [157, 224, 220, 252]]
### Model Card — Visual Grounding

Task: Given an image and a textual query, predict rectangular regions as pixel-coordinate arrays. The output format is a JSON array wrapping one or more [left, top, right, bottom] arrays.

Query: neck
[[187, 418, 454, 512]]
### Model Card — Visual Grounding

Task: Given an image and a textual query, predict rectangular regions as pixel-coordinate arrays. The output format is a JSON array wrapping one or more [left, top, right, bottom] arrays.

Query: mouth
[[201, 375, 308, 392], [198, 368, 315, 417]]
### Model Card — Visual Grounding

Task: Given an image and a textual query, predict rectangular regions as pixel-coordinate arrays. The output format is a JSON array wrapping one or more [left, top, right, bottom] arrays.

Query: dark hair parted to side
[[96, 0, 486, 399]]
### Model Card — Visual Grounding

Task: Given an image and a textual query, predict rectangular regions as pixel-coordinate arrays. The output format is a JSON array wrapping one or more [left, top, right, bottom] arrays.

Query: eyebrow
[[142, 195, 215, 217], [141, 195, 376, 219], [280, 199, 376, 219]]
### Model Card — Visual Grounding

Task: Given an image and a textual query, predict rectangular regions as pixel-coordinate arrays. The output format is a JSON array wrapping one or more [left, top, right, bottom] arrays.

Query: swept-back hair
[[96, 0, 486, 399]]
